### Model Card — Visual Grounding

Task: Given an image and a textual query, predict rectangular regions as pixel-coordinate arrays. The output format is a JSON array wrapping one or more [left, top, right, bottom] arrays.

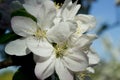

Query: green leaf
[[11, 8, 37, 22], [0, 32, 19, 44]]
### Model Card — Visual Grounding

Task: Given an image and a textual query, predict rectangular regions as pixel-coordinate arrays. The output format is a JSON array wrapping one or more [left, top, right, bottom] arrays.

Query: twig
[[0, 57, 13, 69]]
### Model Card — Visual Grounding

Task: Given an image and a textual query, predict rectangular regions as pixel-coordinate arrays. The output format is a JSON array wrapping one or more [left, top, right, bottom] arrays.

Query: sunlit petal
[[11, 16, 37, 37], [5, 39, 29, 56], [26, 37, 54, 57], [63, 48, 88, 71], [35, 55, 55, 80], [55, 58, 74, 80]]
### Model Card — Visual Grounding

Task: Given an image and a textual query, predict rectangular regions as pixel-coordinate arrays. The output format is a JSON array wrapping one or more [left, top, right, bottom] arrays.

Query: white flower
[[5, 0, 57, 57], [53, 0, 80, 24], [68, 33, 100, 74], [54, 0, 96, 36], [34, 34, 98, 80], [5, 0, 99, 80], [5, 17, 76, 57], [5, 16, 53, 57], [75, 14, 96, 36], [5, 0, 77, 57]]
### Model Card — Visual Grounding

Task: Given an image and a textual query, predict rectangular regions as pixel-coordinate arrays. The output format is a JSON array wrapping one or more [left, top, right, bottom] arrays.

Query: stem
[[0, 57, 13, 69]]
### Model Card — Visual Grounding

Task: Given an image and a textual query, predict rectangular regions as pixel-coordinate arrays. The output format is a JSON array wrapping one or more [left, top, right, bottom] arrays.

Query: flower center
[[34, 29, 46, 39], [54, 43, 67, 58], [54, 2, 62, 9], [75, 26, 81, 34]]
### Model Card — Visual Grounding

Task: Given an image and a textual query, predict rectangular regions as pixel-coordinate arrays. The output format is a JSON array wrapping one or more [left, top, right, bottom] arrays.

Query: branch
[[0, 57, 13, 69]]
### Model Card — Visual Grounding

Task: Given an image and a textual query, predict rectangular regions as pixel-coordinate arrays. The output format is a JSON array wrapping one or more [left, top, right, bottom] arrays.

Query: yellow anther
[[76, 26, 81, 34], [34, 29, 46, 39], [54, 43, 67, 58], [54, 2, 62, 9]]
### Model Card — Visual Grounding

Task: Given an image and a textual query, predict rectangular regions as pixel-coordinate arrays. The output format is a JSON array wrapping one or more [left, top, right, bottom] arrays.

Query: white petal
[[76, 21, 89, 34], [61, 1, 81, 21], [69, 34, 97, 48], [70, 0, 81, 17], [63, 48, 88, 71], [11, 16, 37, 37], [53, 17, 62, 25], [55, 58, 74, 80], [35, 55, 55, 80], [26, 37, 54, 57], [61, 0, 71, 10], [69, 4, 81, 19], [37, 0, 56, 30], [86, 67, 95, 73], [23, 4, 40, 17], [5, 39, 29, 56], [63, 3, 80, 20], [47, 22, 77, 43], [62, 7, 70, 21], [23, 0, 49, 17], [75, 14, 96, 32], [87, 50, 100, 65]]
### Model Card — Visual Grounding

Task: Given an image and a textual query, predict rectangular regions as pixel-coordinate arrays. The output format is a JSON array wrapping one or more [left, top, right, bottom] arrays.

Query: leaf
[[0, 32, 20, 44], [11, 8, 37, 22]]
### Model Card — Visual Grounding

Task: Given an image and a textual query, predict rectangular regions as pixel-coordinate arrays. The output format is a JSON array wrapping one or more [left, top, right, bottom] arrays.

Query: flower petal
[[86, 67, 95, 73], [69, 34, 97, 48], [5, 39, 29, 56], [63, 48, 88, 71], [23, 4, 40, 17], [62, 1, 81, 20], [75, 14, 96, 32], [26, 37, 54, 57], [11, 16, 37, 37], [37, 0, 56, 30], [87, 50, 100, 65], [69, 1, 81, 19], [55, 58, 74, 80], [47, 22, 77, 43], [23, 0, 49, 17], [61, 0, 71, 11], [35, 55, 55, 80]]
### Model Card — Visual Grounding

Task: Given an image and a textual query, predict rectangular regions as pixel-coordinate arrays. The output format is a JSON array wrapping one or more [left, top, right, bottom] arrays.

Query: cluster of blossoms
[[5, 0, 100, 80]]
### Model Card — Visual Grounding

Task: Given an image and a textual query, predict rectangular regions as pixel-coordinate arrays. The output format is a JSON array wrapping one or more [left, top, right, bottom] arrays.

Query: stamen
[[54, 43, 68, 58], [76, 26, 81, 34], [34, 29, 46, 39], [54, 2, 62, 9]]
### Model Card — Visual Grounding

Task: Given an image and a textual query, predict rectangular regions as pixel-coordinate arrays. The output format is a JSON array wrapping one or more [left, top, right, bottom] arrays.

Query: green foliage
[[11, 8, 37, 22], [0, 32, 19, 44]]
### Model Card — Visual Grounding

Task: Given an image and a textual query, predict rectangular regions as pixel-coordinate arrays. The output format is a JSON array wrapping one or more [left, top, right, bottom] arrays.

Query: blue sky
[[90, 0, 116, 24], [89, 0, 120, 61]]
